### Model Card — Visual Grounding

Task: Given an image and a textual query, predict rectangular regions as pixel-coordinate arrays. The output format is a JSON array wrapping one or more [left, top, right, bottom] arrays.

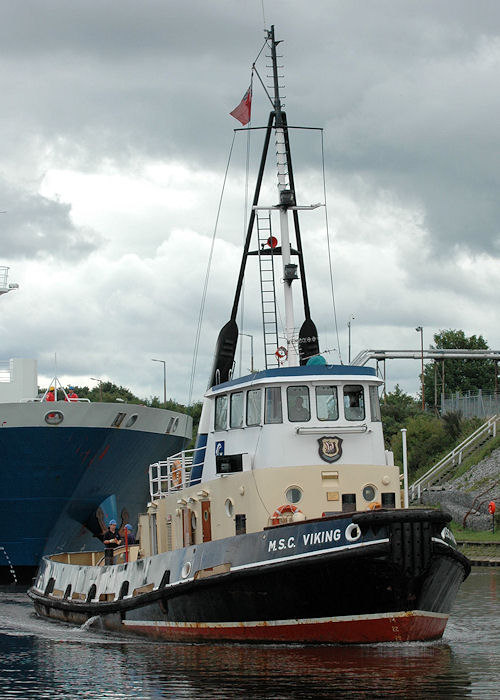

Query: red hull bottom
[[122, 610, 448, 644]]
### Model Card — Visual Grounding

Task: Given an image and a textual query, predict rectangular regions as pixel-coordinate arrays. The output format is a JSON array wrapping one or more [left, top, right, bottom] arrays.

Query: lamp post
[[348, 315, 355, 363], [415, 326, 424, 410], [239, 333, 254, 373], [152, 359, 167, 407], [90, 377, 103, 402]]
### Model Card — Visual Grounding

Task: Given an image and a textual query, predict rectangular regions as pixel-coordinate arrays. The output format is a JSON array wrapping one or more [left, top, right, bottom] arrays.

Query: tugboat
[[29, 26, 470, 643]]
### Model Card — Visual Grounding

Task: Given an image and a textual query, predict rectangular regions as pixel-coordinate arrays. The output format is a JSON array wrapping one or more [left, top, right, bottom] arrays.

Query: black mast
[[208, 25, 319, 388]]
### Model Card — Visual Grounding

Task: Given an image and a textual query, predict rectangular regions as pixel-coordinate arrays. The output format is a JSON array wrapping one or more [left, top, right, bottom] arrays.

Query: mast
[[268, 25, 298, 366], [208, 25, 320, 388]]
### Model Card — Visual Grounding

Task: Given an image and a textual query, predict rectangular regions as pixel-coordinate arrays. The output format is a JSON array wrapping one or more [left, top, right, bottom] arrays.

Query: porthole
[[125, 414, 138, 428], [225, 498, 234, 518], [191, 512, 197, 530], [44, 411, 64, 426], [181, 562, 192, 579], [286, 487, 303, 505], [362, 485, 376, 502]]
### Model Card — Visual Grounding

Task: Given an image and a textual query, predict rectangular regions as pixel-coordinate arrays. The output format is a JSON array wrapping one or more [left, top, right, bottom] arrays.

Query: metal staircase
[[256, 211, 280, 369], [409, 414, 500, 501]]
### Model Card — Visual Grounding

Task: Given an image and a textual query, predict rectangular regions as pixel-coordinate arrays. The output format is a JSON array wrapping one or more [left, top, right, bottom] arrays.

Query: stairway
[[409, 415, 500, 501]]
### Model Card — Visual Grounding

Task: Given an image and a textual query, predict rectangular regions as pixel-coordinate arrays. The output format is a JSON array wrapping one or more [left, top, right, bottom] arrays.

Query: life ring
[[275, 346, 288, 361], [271, 504, 301, 526], [171, 460, 182, 488]]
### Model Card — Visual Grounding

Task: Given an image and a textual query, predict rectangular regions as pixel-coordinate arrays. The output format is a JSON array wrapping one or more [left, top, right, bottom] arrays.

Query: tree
[[423, 329, 496, 408], [390, 413, 449, 477], [381, 385, 420, 448]]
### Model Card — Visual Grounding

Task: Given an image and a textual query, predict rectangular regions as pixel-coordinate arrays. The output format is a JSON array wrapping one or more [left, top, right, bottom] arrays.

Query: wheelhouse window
[[369, 385, 382, 422], [344, 385, 365, 421], [214, 395, 228, 430], [230, 392, 244, 428], [246, 388, 261, 426], [316, 386, 339, 421], [287, 386, 310, 422], [264, 387, 282, 424]]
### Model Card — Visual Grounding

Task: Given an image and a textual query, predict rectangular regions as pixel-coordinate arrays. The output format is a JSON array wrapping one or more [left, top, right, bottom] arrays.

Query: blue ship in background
[[0, 357, 192, 584]]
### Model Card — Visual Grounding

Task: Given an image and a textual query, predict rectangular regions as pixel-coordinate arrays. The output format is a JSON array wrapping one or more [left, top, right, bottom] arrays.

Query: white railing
[[0, 361, 10, 383], [149, 445, 206, 499], [409, 414, 499, 501]]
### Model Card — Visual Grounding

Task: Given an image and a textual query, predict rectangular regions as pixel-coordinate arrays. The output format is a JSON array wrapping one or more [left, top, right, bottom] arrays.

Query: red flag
[[230, 85, 252, 125]]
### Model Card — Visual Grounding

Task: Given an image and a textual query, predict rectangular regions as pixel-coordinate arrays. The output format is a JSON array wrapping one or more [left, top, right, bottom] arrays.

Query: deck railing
[[149, 445, 206, 499]]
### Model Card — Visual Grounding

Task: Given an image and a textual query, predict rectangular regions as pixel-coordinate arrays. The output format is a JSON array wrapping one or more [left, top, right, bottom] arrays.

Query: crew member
[[124, 524, 136, 545], [103, 519, 121, 565], [65, 386, 79, 402], [45, 386, 55, 402]]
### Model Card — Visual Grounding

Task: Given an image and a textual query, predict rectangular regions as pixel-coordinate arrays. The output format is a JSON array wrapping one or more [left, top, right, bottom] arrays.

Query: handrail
[[149, 445, 206, 499], [409, 414, 499, 500]]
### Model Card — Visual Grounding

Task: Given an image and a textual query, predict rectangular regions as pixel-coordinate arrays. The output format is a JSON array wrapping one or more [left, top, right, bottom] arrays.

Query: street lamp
[[415, 326, 424, 410], [90, 377, 103, 402], [348, 315, 355, 364], [239, 333, 255, 373], [152, 359, 167, 407]]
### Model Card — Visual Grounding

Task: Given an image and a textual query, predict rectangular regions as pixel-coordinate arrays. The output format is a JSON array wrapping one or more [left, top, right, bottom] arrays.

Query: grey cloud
[[0, 178, 102, 259]]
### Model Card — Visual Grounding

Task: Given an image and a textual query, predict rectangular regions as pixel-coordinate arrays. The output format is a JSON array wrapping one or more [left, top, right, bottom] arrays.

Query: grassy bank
[[450, 520, 500, 559]]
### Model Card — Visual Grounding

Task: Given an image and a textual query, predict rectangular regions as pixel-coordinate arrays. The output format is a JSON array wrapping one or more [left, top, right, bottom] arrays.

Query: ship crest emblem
[[318, 436, 343, 463]]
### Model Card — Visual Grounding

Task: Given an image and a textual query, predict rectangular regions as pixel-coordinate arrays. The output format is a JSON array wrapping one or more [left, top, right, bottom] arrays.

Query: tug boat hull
[[29, 509, 470, 644]]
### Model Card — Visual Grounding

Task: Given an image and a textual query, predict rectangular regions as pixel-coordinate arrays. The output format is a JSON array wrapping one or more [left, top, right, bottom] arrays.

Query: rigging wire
[[320, 129, 343, 363], [260, 0, 267, 32], [188, 132, 237, 408], [238, 70, 254, 376]]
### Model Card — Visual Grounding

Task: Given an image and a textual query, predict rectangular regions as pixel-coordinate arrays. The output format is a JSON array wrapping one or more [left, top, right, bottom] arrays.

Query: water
[[0, 569, 498, 699]]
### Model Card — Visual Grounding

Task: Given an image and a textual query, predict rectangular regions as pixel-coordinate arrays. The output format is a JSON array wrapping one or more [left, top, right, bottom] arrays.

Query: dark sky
[[1, 0, 499, 402]]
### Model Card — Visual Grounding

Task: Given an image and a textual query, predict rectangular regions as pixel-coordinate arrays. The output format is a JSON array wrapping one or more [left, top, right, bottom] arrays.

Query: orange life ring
[[271, 504, 300, 526], [171, 459, 182, 488], [275, 346, 288, 360]]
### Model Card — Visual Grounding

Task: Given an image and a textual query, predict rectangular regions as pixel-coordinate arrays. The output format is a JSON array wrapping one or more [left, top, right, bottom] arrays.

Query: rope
[[0, 546, 18, 584], [188, 132, 237, 407], [320, 129, 342, 363]]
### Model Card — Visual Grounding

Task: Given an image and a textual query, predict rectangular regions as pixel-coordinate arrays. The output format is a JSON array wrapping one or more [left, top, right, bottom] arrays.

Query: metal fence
[[441, 390, 500, 419]]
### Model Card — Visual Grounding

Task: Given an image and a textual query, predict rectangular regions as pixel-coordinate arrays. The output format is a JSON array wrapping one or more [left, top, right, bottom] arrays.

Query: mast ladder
[[256, 211, 280, 368]]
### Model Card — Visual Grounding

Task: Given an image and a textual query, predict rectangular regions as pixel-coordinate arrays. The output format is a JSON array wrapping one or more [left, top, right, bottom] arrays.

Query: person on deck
[[65, 387, 79, 402], [45, 387, 55, 401], [103, 519, 122, 565], [124, 524, 136, 545]]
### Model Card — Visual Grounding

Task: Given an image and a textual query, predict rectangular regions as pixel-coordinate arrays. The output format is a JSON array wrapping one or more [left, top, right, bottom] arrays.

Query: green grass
[[450, 521, 500, 559], [459, 544, 500, 559], [449, 520, 500, 542]]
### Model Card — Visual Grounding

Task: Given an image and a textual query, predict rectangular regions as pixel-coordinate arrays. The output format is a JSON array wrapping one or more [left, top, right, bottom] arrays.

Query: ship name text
[[268, 528, 342, 553]]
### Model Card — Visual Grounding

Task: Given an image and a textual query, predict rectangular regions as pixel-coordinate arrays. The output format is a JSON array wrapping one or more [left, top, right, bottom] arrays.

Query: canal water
[[0, 569, 498, 699]]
